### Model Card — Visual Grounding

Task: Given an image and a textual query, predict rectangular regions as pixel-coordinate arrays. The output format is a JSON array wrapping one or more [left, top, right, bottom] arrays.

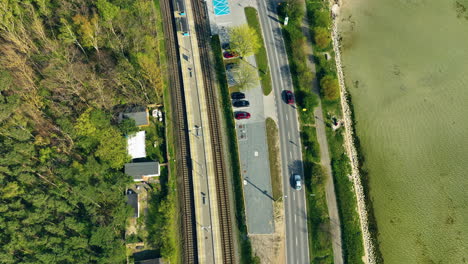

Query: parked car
[[231, 92, 245, 100], [223, 51, 238, 59], [226, 63, 237, 70], [222, 43, 230, 50], [283, 90, 295, 104], [233, 100, 250, 108], [294, 174, 302, 190], [234, 111, 251, 120]]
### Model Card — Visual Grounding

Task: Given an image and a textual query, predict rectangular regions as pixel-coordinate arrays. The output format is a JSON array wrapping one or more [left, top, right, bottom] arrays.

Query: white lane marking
[[294, 214, 297, 223], [286, 114, 288, 120], [296, 237, 298, 246], [288, 131, 290, 138], [289, 151, 292, 158], [293, 194, 295, 201]]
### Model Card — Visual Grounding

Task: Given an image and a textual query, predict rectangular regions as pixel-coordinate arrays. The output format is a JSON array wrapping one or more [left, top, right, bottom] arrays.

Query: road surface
[[256, 0, 310, 263]]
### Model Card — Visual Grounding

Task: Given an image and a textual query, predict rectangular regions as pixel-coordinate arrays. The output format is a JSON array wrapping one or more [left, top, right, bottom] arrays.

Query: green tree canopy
[[320, 75, 340, 100], [229, 24, 261, 58], [233, 61, 259, 90], [314, 26, 331, 49]]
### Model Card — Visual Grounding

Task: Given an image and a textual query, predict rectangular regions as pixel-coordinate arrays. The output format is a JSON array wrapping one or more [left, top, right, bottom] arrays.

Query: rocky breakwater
[[329, 3, 376, 264]]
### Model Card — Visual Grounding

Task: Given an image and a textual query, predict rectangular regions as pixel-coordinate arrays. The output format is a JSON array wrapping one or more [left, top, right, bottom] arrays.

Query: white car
[[294, 174, 302, 191]]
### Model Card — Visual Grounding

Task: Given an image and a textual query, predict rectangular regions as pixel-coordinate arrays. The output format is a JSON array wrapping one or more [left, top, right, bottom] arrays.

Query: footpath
[[298, 0, 344, 263]]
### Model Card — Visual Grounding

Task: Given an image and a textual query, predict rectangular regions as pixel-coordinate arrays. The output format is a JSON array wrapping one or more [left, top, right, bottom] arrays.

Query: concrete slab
[[237, 121, 274, 234]]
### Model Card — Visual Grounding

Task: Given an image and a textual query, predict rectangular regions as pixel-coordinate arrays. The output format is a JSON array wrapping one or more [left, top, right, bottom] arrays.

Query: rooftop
[[125, 162, 160, 181], [122, 106, 149, 127]]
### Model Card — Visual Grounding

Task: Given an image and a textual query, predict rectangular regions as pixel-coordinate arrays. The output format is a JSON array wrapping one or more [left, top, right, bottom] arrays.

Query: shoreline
[[329, 4, 377, 264]]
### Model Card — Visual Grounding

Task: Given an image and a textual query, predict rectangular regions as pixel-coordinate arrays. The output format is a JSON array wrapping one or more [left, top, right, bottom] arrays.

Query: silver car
[[294, 174, 302, 191]]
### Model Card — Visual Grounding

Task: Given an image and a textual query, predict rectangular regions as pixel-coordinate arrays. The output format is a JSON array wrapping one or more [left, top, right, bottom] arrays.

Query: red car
[[234, 111, 251, 120], [223, 51, 238, 59], [283, 90, 295, 104]]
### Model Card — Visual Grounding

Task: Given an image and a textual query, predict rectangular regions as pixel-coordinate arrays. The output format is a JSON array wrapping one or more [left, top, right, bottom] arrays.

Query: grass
[[211, 35, 260, 264], [303, 0, 366, 262], [244, 7, 272, 96], [265, 118, 282, 200], [277, 1, 336, 262]]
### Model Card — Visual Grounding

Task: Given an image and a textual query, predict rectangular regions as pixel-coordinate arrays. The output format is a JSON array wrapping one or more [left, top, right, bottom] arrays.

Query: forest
[[0, 0, 163, 263]]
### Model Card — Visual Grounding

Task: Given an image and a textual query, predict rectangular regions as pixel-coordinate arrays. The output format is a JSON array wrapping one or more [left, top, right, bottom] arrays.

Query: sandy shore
[[329, 2, 376, 264]]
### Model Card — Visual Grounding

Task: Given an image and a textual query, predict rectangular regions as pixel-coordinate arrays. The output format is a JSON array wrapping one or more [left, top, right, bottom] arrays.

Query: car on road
[[283, 90, 295, 104], [223, 51, 238, 59], [294, 174, 302, 190], [233, 100, 250, 108], [231, 92, 245, 100], [234, 111, 251, 120]]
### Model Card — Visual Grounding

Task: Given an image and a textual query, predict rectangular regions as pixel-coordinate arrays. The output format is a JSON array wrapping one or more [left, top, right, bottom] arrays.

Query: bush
[[320, 75, 340, 100], [314, 26, 331, 49], [314, 10, 331, 28]]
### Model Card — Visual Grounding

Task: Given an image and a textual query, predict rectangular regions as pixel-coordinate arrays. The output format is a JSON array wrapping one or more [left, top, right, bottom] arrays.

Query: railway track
[[189, 0, 235, 263], [160, 0, 198, 263]]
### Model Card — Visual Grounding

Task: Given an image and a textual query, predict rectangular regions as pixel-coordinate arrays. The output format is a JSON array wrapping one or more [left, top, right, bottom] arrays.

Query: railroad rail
[[189, 0, 235, 263], [160, 0, 198, 263]]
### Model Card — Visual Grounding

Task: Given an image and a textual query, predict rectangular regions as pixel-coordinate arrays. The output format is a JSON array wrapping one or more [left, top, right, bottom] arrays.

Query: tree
[[285, 0, 304, 21], [233, 61, 259, 90], [320, 75, 340, 100], [229, 25, 261, 58], [314, 27, 331, 49], [73, 14, 101, 52], [314, 10, 331, 28]]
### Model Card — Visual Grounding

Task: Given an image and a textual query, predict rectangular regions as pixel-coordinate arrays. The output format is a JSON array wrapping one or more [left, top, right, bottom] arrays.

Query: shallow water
[[338, 0, 468, 262]]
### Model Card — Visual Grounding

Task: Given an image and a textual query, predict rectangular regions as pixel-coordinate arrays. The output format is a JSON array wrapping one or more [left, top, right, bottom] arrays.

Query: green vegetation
[[278, 2, 318, 125], [320, 75, 340, 101], [211, 35, 260, 264], [0, 0, 167, 263], [265, 118, 282, 200], [229, 24, 261, 58], [245, 7, 273, 95], [234, 60, 259, 91], [278, 1, 334, 262], [305, 0, 366, 262], [313, 27, 331, 49]]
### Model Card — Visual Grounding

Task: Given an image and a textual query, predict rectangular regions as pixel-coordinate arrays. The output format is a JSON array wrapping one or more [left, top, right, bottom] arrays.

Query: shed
[[126, 189, 139, 218], [122, 106, 150, 127], [127, 131, 146, 159], [125, 162, 160, 181]]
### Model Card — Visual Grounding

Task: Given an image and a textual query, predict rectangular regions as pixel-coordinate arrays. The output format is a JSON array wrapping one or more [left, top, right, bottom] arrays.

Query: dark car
[[231, 92, 245, 100], [234, 111, 251, 120], [222, 43, 230, 50], [223, 51, 238, 59], [226, 63, 237, 70], [233, 100, 250, 108], [283, 90, 295, 104]]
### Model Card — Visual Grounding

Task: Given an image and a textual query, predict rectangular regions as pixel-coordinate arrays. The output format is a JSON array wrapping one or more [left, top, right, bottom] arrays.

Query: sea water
[[338, 0, 468, 262]]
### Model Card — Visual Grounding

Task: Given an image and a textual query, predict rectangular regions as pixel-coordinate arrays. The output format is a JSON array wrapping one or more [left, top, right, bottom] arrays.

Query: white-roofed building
[[127, 131, 146, 159]]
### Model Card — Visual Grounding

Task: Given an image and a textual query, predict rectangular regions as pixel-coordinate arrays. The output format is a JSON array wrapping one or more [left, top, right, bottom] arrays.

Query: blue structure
[[213, 0, 230, 16]]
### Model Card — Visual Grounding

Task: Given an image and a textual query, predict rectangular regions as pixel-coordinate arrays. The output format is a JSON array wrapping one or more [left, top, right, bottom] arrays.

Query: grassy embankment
[[211, 35, 261, 264], [265, 118, 282, 200], [143, 2, 179, 263], [245, 7, 272, 95], [277, 2, 334, 263], [305, 0, 365, 263]]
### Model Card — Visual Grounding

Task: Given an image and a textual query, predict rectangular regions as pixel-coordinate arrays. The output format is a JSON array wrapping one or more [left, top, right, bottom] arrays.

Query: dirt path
[[250, 201, 286, 264]]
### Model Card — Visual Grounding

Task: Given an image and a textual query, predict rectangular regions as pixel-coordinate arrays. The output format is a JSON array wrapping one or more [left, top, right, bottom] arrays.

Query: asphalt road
[[256, 1, 310, 263]]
